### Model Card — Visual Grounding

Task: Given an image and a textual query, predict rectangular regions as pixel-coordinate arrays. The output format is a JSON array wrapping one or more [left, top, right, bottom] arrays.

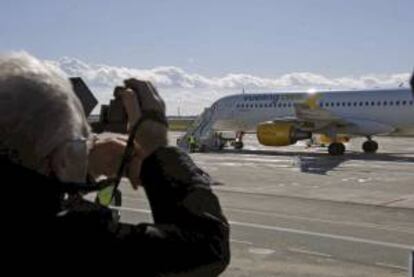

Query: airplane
[[187, 87, 414, 155]]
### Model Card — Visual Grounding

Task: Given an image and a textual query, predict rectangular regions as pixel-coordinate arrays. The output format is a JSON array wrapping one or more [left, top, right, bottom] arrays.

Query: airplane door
[[229, 99, 235, 117]]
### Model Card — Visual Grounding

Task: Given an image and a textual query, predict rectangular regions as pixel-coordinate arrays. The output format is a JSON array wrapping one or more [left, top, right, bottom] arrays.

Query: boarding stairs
[[177, 107, 219, 152]]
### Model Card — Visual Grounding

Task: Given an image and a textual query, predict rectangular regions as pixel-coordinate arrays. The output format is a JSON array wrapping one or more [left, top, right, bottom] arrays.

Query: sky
[[0, 0, 413, 114]]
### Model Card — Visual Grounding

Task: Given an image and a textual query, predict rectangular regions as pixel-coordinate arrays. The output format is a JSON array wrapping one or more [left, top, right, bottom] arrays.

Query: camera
[[91, 86, 129, 134]]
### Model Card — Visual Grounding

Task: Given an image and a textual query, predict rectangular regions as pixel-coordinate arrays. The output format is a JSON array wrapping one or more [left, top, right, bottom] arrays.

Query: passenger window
[[278, 103, 282, 108], [371, 102, 375, 106], [365, 102, 369, 106], [283, 103, 287, 108], [410, 101, 413, 105], [353, 102, 357, 106], [390, 101, 394, 106], [342, 102, 346, 107], [396, 101, 400, 106], [347, 102, 351, 106], [377, 101, 381, 106], [402, 101, 406, 105], [383, 101, 387, 106]]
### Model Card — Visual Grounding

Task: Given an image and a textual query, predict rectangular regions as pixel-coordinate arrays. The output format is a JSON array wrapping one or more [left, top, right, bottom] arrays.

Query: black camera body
[[91, 87, 129, 134]]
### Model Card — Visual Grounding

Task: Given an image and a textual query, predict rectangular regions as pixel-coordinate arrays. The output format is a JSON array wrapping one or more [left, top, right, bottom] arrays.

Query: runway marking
[[120, 197, 414, 234], [113, 206, 151, 214], [230, 221, 414, 250], [288, 247, 332, 258], [230, 239, 253, 246], [223, 207, 414, 234], [248, 247, 275, 255], [112, 206, 414, 251], [375, 262, 407, 271]]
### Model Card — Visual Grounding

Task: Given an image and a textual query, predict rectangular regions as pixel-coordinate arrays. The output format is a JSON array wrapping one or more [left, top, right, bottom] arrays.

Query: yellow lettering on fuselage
[[304, 94, 321, 109]]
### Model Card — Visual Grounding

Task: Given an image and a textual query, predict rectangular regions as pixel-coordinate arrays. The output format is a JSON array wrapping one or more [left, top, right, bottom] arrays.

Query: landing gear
[[218, 141, 226, 150], [328, 142, 346, 156], [234, 141, 244, 150], [233, 131, 244, 150], [213, 132, 226, 150], [362, 139, 378, 153]]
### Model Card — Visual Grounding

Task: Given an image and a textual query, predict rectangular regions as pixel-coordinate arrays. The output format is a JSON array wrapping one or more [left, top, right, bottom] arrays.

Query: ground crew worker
[[188, 135, 197, 153]]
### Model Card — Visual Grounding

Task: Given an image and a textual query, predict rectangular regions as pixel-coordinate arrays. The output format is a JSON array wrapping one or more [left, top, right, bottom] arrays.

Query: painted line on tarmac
[[224, 207, 414, 234], [113, 206, 414, 251], [114, 206, 151, 214], [288, 247, 332, 258], [230, 220, 414, 251], [375, 262, 407, 271], [230, 239, 253, 246]]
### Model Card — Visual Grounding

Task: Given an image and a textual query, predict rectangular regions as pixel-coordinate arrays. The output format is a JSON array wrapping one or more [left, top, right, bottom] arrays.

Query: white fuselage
[[210, 88, 414, 137]]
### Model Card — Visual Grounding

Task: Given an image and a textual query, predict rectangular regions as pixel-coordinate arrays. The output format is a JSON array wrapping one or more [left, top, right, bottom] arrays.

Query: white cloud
[[47, 57, 411, 115]]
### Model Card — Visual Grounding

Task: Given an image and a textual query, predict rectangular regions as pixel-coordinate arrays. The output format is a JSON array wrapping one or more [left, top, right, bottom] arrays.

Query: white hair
[[0, 52, 91, 182]]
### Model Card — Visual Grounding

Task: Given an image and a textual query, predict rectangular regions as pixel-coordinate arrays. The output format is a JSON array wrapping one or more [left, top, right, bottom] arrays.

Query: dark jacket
[[1, 146, 230, 276]]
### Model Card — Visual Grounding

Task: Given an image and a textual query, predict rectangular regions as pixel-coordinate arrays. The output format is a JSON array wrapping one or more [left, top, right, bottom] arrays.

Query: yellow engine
[[256, 122, 312, 146]]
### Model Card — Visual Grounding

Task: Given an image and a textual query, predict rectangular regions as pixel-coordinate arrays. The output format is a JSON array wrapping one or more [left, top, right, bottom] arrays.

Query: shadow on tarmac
[[209, 148, 414, 175]]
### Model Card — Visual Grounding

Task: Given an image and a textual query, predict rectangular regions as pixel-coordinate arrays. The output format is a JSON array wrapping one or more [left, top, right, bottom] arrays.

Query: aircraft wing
[[268, 103, 348, 132], [294, 103, 345, 123], [287, 103, 394, 136]]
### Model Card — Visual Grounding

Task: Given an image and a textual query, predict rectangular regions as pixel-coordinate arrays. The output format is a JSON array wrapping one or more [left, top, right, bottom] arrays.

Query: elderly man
[[0, 52, 230, 276]]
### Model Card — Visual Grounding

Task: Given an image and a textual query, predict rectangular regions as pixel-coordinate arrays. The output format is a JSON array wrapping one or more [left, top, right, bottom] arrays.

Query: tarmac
[[115, 132, 414, 276]]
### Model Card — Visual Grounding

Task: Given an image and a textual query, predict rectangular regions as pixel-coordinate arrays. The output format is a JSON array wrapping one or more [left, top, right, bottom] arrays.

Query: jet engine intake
[[256, 122, 311, 146]]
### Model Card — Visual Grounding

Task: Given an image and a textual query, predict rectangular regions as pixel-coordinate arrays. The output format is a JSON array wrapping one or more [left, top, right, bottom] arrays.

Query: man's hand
[[118, 79, 168, 158], [88, 136, 143, 189]]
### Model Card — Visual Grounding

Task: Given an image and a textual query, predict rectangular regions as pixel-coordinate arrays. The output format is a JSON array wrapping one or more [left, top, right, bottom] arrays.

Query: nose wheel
[[362, 140, 378, 153], [328, 142, 345, 156]]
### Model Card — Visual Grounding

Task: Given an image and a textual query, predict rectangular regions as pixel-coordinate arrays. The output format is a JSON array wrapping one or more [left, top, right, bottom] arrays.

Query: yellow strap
[[97, 185, 115, 206]]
